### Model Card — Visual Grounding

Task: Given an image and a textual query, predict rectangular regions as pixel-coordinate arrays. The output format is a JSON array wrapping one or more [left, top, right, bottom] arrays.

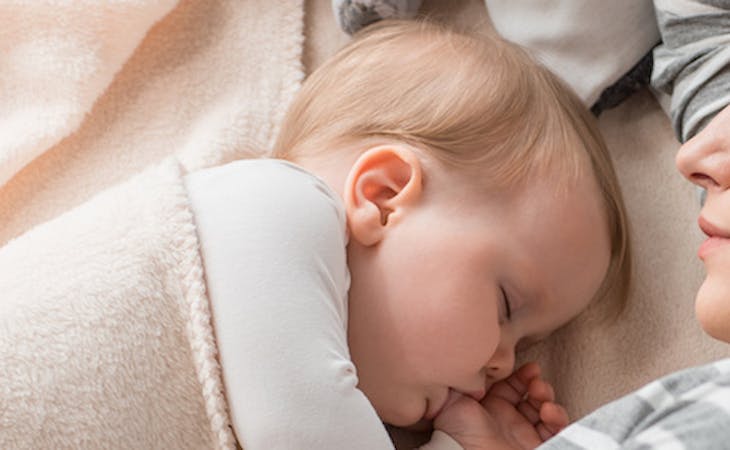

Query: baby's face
[[346, 165, 611, 428], [676, 104, 730, 343]]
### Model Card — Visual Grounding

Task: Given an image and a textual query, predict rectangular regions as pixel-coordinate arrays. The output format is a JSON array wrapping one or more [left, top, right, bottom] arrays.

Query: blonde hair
[[273, 19, 630, 314]]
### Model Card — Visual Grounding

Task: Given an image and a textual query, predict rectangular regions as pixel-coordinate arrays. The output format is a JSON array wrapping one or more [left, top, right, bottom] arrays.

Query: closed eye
[[500, 286, 511, 322]]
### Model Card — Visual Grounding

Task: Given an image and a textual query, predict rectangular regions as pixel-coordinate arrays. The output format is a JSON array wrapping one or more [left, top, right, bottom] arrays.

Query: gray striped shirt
[[539, 358, 730, 449], [652, 0, 730, 142]]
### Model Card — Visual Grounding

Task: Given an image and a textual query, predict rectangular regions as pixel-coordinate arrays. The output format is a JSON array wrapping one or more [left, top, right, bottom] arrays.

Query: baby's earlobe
[[346, 202, 385, 246]]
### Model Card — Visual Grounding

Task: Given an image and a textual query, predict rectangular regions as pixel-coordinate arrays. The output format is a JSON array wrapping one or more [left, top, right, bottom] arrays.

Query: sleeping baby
[[0, 19, 629, 450], [187, 19, 630, 449]]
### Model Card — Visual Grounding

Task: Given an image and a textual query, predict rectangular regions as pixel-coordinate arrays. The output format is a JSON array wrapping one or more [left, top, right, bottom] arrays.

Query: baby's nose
[[486, 347, 515, 381]]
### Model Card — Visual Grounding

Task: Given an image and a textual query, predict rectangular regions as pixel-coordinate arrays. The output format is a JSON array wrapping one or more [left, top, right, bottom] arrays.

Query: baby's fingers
[[525, 377, 555, 410], [512, 362, 542, 388], [484, 362, 541, 406], [537, 402, 570, 439], [521, 381, 568, 438], [516, 399, 541, 425]]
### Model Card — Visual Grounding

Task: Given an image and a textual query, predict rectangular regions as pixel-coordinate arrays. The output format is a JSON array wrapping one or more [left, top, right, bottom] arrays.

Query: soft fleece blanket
[[0, 0, 304, 245], [0, 0, 304, 448], [0, 159, 234, 449]]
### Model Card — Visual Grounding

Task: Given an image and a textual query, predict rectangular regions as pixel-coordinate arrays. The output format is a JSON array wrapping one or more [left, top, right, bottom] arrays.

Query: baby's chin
[[376, 397, 431, 429]]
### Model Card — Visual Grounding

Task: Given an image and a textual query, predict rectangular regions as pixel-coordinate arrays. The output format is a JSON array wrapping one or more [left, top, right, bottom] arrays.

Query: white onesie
[[184, 159, 460, 450]]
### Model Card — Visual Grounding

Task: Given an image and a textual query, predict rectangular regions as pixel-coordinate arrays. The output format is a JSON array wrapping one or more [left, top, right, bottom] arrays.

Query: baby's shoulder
[[188, 159, 342, 215], [185, 158, 348, 250]]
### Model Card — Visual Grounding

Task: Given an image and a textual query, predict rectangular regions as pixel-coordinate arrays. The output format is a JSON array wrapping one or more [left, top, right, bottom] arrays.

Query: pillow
[[485, 0, 661, 107]]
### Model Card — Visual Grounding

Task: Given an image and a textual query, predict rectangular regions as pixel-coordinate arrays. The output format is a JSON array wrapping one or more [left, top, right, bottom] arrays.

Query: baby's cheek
[[459, 325, 502, 375]]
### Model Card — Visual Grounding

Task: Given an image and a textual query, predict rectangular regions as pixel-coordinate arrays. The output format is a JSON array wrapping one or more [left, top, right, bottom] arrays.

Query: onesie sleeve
[[652, 0, 730, 142], [184, 159, 394, 450]]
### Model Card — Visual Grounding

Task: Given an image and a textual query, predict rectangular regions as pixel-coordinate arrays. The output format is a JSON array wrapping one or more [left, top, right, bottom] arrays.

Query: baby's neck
[[292, 152, 358, 199]]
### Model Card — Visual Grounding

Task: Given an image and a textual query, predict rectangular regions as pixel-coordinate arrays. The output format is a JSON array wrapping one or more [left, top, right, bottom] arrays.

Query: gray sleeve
[[331, 0, 422, 34], [651, 0, 730, 142], [538, 359, 730, 449]]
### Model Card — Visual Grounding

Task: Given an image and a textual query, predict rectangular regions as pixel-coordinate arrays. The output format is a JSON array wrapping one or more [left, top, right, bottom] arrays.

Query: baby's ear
[[344, 145, 423, 246]]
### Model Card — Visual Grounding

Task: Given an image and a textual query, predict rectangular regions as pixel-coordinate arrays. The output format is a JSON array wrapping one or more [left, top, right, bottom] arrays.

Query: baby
[[185, 19, 630, 449]]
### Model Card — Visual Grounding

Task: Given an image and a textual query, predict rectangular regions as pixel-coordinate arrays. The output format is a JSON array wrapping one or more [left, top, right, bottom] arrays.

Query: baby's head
[[274, 20, 630, 427]]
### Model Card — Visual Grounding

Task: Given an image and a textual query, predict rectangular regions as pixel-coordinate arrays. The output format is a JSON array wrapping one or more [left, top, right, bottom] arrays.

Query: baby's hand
[[482, 362, 569, 446], [433, 362, 569, 450]]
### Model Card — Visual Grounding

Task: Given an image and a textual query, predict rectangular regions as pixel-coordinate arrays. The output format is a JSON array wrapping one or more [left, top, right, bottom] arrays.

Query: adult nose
[[676, 108, 730, 192], [486, 343, 515, 381]]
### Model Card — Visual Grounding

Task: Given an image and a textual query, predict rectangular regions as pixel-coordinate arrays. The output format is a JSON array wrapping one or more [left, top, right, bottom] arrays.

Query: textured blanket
[[0, 0, 304, 246], [0, 158, 234, 449], [0, 0, 178, 188], [0, 1, 305, 447]]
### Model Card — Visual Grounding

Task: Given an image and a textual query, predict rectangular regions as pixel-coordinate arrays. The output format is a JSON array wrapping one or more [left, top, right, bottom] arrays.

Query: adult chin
[[695, 269, 730, 343]]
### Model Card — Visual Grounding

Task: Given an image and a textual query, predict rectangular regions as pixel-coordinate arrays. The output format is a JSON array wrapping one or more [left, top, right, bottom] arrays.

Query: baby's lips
[[440, 389, 468, 414]]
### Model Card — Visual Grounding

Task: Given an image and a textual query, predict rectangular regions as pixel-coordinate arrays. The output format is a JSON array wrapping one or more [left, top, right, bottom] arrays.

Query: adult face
[[676, 104, 730, 343]]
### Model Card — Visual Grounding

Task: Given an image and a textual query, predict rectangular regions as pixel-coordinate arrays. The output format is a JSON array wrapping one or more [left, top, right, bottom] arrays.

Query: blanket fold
[[0, 0, 305, 249], [0, 0, 179, 188], [0, 158, 235, 450]]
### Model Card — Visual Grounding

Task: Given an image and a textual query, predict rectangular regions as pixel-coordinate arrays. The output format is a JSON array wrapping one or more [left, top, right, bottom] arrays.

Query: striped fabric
[[652, 0, 730, 142], [539, 359, 730, 449]]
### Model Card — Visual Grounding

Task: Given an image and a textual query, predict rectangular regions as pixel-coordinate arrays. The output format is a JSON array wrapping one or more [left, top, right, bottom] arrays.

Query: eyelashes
[[500, 286, 512, 321]]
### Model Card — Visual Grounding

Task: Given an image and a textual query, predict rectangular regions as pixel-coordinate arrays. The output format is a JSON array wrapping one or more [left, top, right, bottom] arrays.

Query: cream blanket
[[0, 0, 304, 245], [0, 159, 234, 449], [0, 0, 304, 448]]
